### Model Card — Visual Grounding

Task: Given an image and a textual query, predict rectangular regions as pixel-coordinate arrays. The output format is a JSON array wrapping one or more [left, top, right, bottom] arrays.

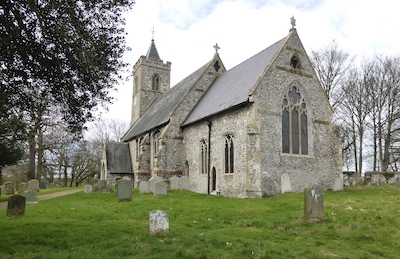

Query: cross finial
[[151, 27, 156, 40], [290, 16, 296, 29], [213, 43, 220, 54]]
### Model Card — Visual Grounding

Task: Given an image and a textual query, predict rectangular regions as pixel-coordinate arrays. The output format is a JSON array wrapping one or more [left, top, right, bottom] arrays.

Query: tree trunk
[[37, 128, 44, 181], [27, 128, 37, 180]]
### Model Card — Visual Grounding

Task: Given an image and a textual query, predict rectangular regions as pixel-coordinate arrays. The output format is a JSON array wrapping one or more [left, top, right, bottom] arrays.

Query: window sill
[[280, 153, 314, 159]]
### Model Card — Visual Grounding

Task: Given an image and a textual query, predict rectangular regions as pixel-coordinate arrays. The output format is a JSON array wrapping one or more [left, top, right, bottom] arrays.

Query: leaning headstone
[[7, 195, 26, 217], [154, 181, 167, 195], [149, 210, 169, 235], [139, 181, 149, 194], [18, 182, 28, 194], [116, 179, 132, 202], [4, 181, 15, 195], [84, 184, 93, 194], [180, 176, 190, 191], [304, 185, 324, 223], [333, 177, 343, 191], [281, 173, 292, 193], [169, 176, 180, 190], [28, 179, 40, 192], [23, 190, 38, 204]]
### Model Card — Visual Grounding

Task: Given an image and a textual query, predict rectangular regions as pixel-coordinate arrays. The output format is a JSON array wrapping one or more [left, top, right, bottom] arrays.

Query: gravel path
[[0, 189, 82, 210]]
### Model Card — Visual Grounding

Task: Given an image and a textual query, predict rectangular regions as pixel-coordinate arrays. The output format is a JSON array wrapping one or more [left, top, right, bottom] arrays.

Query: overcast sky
[[101, 0, 399, 123]]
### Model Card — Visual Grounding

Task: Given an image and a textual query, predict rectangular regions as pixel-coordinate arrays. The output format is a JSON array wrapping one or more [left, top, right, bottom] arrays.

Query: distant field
[[1, 185, 399, 258]]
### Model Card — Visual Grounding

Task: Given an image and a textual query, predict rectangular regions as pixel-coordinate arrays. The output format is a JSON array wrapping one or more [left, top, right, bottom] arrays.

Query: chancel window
[[224, 135, 234, 174], [282, 85, 308, 155], [152, 130, 160, 158], [152, 74, 160, 91], [200, 140, 208, 175]]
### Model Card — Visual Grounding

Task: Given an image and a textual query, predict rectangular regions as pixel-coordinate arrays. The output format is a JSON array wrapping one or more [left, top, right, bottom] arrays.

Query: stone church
[[101, 21, 343, 198]]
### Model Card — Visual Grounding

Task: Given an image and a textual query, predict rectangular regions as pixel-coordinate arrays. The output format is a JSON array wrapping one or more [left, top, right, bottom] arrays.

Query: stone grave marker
[[28, 179, 40, 192], [23, 190, 38, 204], [84, 184, 93, 194], [116, 179, 132, 202], [333, 177, 343, 191], [18, 182, 28, 194], [39, 182, 47, 189], [169, 176, 180, 190], [148, 176, 162, 193], [139, 181, 149, 194], [154, 181, 167, 195], [7, 195, 26, 217], [149, 210, 169, 235], [304, 185, 324, 223], [4, 181, 15, 195], [180, 176, 190, 190], [97, 180, 111, 193], [281, 173, 292, 193]]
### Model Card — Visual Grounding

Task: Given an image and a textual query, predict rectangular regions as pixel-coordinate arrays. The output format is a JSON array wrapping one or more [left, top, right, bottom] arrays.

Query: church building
[[102, 20, 343, 198]]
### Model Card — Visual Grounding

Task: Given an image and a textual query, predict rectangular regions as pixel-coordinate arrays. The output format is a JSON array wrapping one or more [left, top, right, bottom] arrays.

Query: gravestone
[[97, 180, 111, 193], [18, 182, 28, 194], [139, 181, 149, 194], [154, 181, 167, 195], [28, 179, 39, 192], [39, 182, 47, 189], [281, 173, 292, 193], [7, 195, 26, 217], [116, 179, 132, 202], [4, 181, 15, 195], [304, 185, 324, 223], [148, 176, 162, 193], [333, 177, 343, 191], [149, 210, 169, 235], [169, 176, 180, 190], [84, 184, 93, 194], [180, 176, 190, 191], [23, 190, 38, 204]]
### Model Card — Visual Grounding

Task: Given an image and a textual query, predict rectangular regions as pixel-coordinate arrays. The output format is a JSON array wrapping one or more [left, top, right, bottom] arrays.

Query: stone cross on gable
[[290, 16, 296, 29], [213, 43, 220, 54]]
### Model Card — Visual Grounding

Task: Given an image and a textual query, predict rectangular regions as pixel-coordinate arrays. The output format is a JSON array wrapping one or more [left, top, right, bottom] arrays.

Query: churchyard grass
[[1, 185, 399, 258], [0, 187, 81, 202]]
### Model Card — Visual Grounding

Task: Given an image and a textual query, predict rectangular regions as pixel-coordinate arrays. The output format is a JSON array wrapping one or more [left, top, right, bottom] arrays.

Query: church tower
[[131, 39, 171, 125]]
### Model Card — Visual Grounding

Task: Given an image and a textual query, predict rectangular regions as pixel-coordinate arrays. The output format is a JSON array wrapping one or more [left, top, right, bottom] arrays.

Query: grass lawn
[[0, 187, 82, 203], [1, 185, 399, 258]]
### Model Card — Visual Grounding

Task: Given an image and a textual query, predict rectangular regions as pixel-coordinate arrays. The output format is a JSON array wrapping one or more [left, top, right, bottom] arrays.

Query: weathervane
[[213, 43, 220, 54], [151, 27, 156, 40], [290, 16, 296, 29]]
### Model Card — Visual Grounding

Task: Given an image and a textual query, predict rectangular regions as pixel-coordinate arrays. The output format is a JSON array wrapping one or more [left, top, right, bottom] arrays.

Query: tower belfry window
[[152, 74, 160, 91]]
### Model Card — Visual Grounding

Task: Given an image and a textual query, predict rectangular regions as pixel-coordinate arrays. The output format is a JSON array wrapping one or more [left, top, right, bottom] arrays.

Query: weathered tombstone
[[154, 181, 167, 195], [304, 185, 324, 223], [149, 210, 169, 235], [97, 180, 110, 193], [4, 181, 15, 195], [116, 179, 132, 202], [84, 184, 93, 194], [180, 176, 190, 191], [148, 177, 162, 193], [23, 190, 38, 204], [28, 179, 40, 192], [333, 177, 343, 191], [169, 176, 180, 190], [139, 181, 149, 194], [122, 176, 131, 181], [377, 178, 382, 186], [39, 182, 47, 189], [281, 173, 292, 193], [18, 182, 28, 194], [7, 195, 26, 217]]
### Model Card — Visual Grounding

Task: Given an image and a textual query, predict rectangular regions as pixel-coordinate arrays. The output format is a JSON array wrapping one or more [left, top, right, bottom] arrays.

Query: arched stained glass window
[[282, 85, 308, 155]]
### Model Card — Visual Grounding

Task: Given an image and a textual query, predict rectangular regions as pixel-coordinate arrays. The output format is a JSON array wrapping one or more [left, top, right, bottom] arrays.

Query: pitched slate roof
[[121, 60, 213, 142], [105, 142, 132, 174], [182, 37, 286, 127]]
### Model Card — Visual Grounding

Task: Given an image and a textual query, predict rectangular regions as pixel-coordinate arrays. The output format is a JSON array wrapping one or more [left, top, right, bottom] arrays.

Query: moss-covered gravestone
[[304, 185, 324, 223], [7, 195, 26, 217], [116, 179, 132, 202]]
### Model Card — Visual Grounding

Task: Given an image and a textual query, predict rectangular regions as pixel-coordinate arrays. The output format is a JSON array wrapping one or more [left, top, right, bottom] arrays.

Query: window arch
[[152, 130, 161, 158], [200, 140, 208, 175], [282, 85, 308, 155], [290, 54, 301, 69], [152, 74, 160, 91], [224, 135, 234, 173]]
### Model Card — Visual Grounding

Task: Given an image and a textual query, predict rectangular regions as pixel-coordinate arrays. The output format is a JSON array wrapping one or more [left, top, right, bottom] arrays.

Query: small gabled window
[[224, 135, 234, 174]]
